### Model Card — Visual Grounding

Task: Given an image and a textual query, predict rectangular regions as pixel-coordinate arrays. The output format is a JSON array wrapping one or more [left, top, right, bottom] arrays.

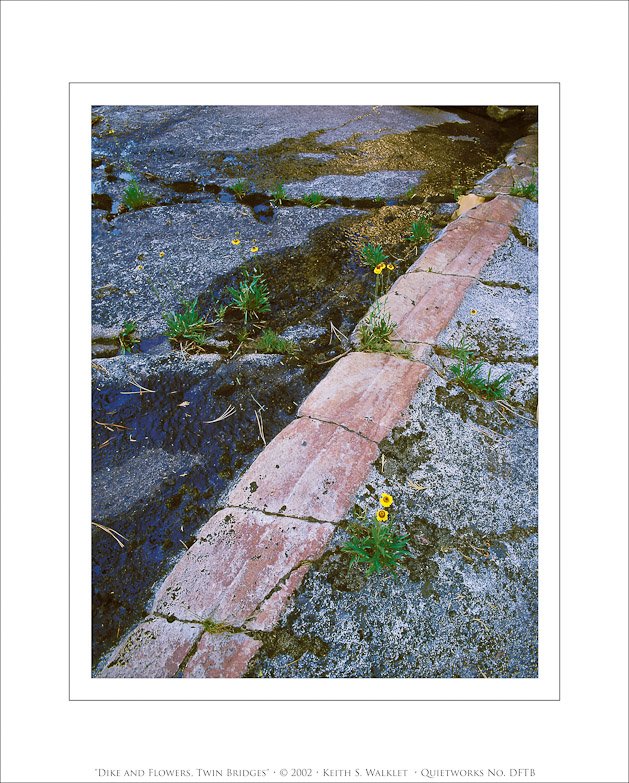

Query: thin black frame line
[[74, 80, 558, 85], [73, 86, 557, 701], [558, 81, 561, 702]]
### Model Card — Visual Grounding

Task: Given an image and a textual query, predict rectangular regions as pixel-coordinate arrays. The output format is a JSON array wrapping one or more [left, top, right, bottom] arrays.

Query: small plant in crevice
[[231, 179, 249, 199], [226, 267, 271, 324], [117, 320, 141, 354], [449, 357, 511, 401], [404, 184, 419, 201], [122, 178, 157, 210], [302, 191, 327, 208], [443, 335, 475, 363], [357, 300, 396, 352], [453, 178, 464, 200], [185, 610, 230, 635], [256, 328, 297, 356], [510, 179, 538, 201], [359, 243, 389, 269], [269, 182, 287, 205], [342, 493, 410, 580], [163, 297, 207, 347], [407, 217, 432, 244], [357, 300, 411, 359]]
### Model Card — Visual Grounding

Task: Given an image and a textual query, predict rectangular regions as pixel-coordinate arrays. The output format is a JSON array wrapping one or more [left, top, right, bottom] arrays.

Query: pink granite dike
[[97, 127, 537, 679]]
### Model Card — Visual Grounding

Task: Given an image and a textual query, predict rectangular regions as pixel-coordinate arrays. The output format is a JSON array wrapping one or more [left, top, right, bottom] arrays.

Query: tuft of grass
[[404, 185, 418, 201], [359, 243, 389, 269], [357, 301, 410, 359], [443, 336, 475, 363], [407, 217, 432, 244], [256, 328, 297, 355], [232, 179, 249, 199], [117, 320, 140, 354], [510, 179, 538, 200], [163, 297, 206, 346], [449, 358, 511, 400], [453, 178, 464, 200], [270, 182, 287, 205], [358, 301, 396, 352], [302, 192, 327, 208], [226, 267, 271, 323], [122, 179, 157, 210]]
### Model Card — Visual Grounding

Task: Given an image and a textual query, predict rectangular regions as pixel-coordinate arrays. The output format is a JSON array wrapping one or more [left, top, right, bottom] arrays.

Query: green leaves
[[117, 320, 140, 354], [122, 179, 157, 210], [359, 243, 388, 269], [302, 192, 327, 208], [226, 268, 271, 324], [407, 217, 432, 244], [449, 356, 511, 400], [342, 519, 410, 579], [163, 297, 206, 345]]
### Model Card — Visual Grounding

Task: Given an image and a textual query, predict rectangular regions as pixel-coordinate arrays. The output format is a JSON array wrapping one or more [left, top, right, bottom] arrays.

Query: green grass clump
[[163, 297, 206, 346], [358, 301, 396, 352], [302, 192, 327, 208], [357, 302, 413, 359], [122, 179, 157, 210], [510, 180, 538, 200], [449, 358, 511, 400], [407, 217, 432, 244], [227, 267, 271, 323], [231, 179, 249, 199], [270, 182, 287, 205], [443, 336, 475, 363], [404, 185, 419, 201], [256, 328, 297, 355], [359, 243, 389, 269], [117, 320, 140, 354]]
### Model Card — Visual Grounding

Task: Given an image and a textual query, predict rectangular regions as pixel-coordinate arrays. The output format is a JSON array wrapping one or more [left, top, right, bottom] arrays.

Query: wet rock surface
[[91, 105, 537, 672]]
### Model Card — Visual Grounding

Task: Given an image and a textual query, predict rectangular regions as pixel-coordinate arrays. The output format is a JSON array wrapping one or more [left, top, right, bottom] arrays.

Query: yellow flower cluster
[[377, 493, 393, 521]]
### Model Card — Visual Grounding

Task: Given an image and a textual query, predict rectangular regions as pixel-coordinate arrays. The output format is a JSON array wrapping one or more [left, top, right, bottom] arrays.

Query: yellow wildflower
[[376, 509, 388, 522], [380, 493, 393, 507], [374, 264, 384, 275], [471, 309, 477, 315], [159, 252, 165, 257], [251, 246, 258, 253], [387, 264, 395, 270]]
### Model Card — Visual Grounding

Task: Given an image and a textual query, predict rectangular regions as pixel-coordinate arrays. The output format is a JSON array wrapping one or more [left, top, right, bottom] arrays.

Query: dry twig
[[92, 522, 128, 547]]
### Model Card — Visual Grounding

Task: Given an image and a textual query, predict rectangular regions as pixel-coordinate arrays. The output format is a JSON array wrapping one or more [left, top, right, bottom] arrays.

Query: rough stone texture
[[387, 269, 438, 303], [92, 448, 202, 522], [153, 507, 335, 624], [471, 165, 516, 197], [505, 135, 538, 167], [245, 564, 311, 631], [298, 352, 430, 443], [181, 632, 262, 678], [462, 194, 523, 226], [393, 275, 476, 344], [228, 417, 379, 522], [98, 617, 201, 678], [407, 218, 510, 279], [283, 170, 426, 200]]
